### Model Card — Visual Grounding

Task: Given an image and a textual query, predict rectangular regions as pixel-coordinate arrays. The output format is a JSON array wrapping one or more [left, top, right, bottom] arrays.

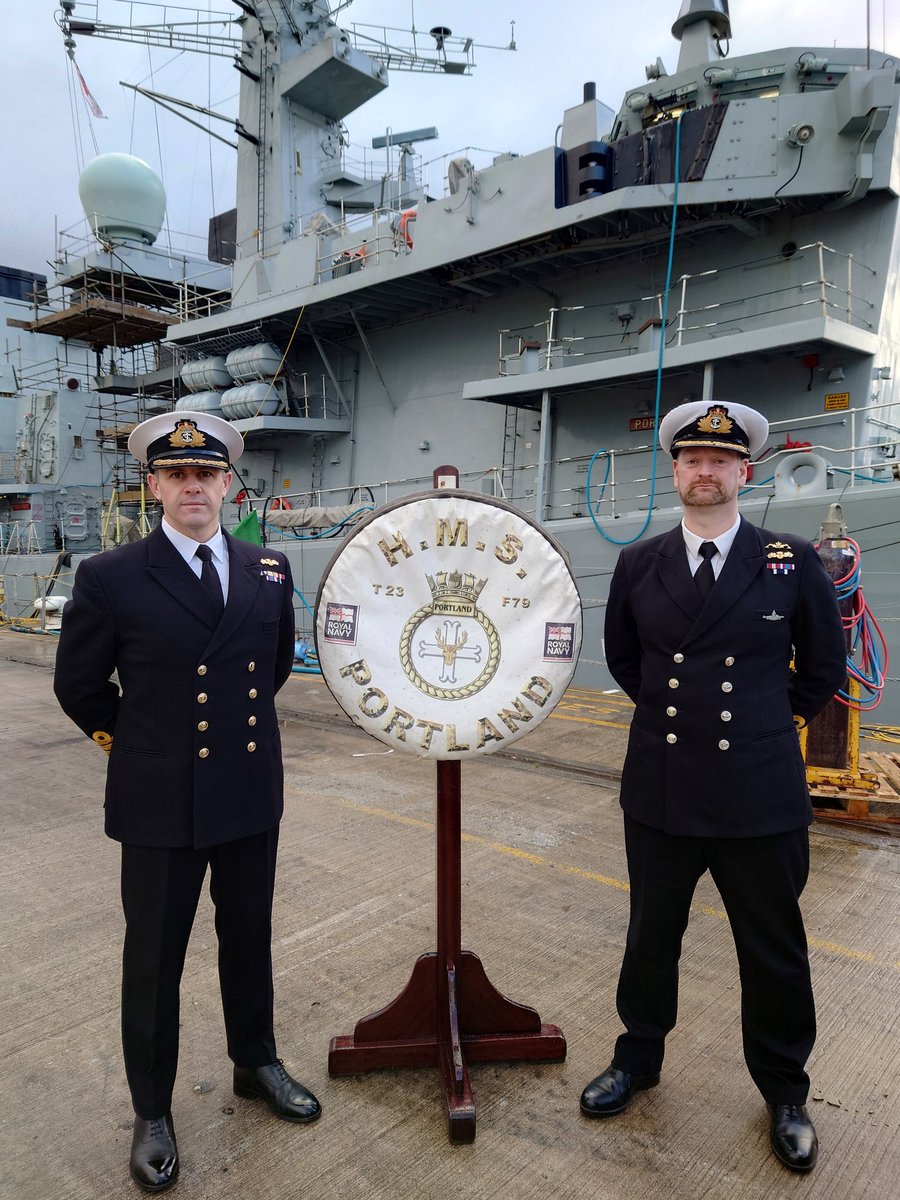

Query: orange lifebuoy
[[270, 497, 292, 510], [400, 209, 416, 248]]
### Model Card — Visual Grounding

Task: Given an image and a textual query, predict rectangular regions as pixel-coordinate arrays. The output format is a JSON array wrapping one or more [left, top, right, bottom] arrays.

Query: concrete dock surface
[[1, 631, 898, 1200]]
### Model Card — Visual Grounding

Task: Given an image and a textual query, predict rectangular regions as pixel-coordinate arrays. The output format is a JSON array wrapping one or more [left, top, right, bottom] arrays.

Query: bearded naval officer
[[54, 411, 321, 1192], [580, 401, 846, 1173]]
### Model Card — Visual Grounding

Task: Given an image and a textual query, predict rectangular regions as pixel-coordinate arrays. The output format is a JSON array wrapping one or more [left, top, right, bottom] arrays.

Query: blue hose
[[588, 113, 683, 546]]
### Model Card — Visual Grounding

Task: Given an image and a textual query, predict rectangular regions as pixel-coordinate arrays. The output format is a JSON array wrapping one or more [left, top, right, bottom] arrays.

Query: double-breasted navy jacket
[[54, 526, 296, 849], [604, 517, 846, 838]]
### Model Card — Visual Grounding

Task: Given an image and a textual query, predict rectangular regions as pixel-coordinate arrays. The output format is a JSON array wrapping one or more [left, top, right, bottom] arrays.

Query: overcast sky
[[3, 0, 898, 277]]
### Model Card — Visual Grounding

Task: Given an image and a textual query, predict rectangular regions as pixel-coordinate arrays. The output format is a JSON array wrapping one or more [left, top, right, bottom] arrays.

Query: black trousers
[[611, 816, 815, 1105], [120, 827, 279, 1118]]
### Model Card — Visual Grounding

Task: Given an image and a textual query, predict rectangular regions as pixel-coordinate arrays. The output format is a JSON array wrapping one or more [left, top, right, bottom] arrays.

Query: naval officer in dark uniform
[[580, 401, 846, 1173], [54, 411, 321, 1192]]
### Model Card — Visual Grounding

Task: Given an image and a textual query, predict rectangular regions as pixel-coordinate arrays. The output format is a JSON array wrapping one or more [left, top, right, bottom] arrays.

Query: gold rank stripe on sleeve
[[91, 730, 113, 755]]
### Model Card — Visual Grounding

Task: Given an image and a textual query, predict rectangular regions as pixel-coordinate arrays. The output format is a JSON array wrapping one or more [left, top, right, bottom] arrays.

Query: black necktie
[[195, 544, 224, 611], [694, 541, 717, 601]]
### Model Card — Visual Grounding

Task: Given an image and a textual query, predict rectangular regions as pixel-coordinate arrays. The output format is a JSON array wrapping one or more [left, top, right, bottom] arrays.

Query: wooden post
[[328, 759, 566, 1143]]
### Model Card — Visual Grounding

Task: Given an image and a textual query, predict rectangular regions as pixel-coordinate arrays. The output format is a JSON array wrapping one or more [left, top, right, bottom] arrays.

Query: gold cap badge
[[168, 419, 207, 449], [697, 406, 734, 436]]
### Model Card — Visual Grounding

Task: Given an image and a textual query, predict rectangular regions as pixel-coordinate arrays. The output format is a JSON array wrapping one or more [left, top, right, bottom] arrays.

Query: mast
[[671, 0, 732, 70], [234, 1, 388, 257]]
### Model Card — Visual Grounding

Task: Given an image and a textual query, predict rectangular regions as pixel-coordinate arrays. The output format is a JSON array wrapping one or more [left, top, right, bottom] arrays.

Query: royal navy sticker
[[543, 622, 575, 662], [324, 602, 359, 645]]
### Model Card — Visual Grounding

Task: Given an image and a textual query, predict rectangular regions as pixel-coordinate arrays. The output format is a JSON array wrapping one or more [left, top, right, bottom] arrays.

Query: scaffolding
[[20, 252, 194, 546]]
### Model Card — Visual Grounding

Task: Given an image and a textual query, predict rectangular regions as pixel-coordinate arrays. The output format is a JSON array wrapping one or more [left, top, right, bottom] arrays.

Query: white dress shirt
[[160, 518, 230, 602], [681, 515, 741, 580]]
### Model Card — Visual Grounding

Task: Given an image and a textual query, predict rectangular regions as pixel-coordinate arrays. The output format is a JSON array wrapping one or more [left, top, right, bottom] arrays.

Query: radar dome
[[78, 154, 166, 246]]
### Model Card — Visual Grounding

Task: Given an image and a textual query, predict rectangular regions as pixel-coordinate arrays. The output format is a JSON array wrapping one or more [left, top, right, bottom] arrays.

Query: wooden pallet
[[811, 752, 900, 822]]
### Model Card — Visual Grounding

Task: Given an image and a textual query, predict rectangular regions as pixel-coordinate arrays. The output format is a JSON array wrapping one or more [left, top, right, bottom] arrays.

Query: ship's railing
[[54, 217, 213, 275], [498, 243, 878, 374], [334, 142, 425, 204], [314, 205, 419, 283], [177, 281, 233, 321], [243, 398, 898, 537], [287, 373, 351, 423], [539, 403, 899, 521], [669, 242, 877, 345]]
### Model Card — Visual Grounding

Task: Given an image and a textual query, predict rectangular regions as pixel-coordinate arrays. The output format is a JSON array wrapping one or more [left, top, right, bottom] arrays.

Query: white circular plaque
[[315, 491, 582, 759]]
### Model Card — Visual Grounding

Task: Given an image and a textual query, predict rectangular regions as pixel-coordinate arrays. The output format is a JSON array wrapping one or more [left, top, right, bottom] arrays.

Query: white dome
[[78, 154, 166, 246]]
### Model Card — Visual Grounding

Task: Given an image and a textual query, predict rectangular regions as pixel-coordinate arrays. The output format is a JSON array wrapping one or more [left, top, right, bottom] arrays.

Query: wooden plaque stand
[[328, 760, 566, 1143]]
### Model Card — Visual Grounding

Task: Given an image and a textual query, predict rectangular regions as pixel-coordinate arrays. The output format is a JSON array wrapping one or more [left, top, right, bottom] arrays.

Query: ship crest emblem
[[399, 571, 500, 700], [168, 419, 206, 449], [697, 405, 733, 436]]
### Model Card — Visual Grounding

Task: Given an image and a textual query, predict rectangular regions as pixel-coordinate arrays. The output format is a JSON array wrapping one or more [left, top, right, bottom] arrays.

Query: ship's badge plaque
[[315, 491, 582, 759]]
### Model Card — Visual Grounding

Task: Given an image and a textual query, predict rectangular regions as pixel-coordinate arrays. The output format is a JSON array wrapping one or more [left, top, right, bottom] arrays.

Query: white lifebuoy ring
[[314, 492, 582, 760], [773, 452, 829, 497]]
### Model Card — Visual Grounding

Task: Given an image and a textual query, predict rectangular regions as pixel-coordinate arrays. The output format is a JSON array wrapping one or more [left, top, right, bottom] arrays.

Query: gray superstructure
[[6, 0, 900, 718]]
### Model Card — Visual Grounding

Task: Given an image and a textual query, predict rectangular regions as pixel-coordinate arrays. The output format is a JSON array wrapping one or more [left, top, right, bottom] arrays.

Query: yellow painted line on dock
[[342, 800, 900, 972], [808, 938, 877, 963], [549, 687, 634, 730], [563, 864, 631, 893], [549, 711, 631, 730]]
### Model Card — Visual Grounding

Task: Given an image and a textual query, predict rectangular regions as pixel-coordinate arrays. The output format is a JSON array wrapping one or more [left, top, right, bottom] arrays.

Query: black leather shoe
[[580, 1065, 660, 1117], [233, 1060, 322, 1123], [129, 1113, 178, 1192], [768, 1103, 818, 1172]]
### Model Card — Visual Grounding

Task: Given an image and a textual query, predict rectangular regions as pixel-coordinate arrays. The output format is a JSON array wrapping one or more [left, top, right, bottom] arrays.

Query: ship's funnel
[[78, 153, 166, 246]]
